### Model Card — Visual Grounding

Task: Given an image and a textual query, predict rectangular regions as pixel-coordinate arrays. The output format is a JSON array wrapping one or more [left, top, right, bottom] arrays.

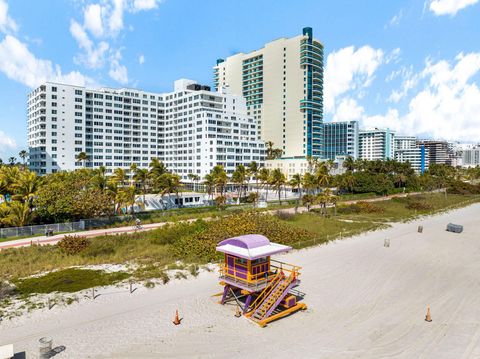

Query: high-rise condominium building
[[323, 121, 359, 160], [27, 80, 265, 178], [461, 145, 480, 167], [416, 140, 454, 165], [394, 136, 429, 173], [358, 128, 395, 161], [213, 27, 324, 159]]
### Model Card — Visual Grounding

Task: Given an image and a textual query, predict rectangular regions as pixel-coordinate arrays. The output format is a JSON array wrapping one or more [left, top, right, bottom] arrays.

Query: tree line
[[1, 152, 479, 228]]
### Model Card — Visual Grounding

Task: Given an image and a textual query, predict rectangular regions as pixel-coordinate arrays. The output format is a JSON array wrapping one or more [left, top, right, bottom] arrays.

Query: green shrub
[[357, 201, 384, 213], [171, 212, 314, 262], [337, 201, 384, 214], [14, 268, 129, 294], [405, 201, 433, 211], [57, 235, 90, 255]]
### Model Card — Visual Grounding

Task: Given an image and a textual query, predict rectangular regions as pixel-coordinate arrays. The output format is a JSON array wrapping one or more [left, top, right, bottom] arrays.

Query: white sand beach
[[1, 204, 480, 359]]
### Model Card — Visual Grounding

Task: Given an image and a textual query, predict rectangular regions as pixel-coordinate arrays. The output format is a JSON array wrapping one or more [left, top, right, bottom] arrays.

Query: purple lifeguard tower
[[216, 234, 306, 327]]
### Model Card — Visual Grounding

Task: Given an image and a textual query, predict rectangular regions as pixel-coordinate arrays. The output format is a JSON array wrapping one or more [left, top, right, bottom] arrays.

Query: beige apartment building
[[213, 27, 324, 159]]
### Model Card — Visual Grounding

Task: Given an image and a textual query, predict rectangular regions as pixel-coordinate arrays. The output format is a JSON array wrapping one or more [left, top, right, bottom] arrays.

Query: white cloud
[[386, 9, 404, 28], [0, 130, 16, 150], [109, 49, 128, 84], [70, 20, 109, 69], [0, 0, 17, 33], [364, 52, 480, 142], [333, 98, 365, 122], [132, 0, 162, 11], [138, 54, 145, 64], [324, 45, 384, 114], [387, 66, 420, 103], [69, 0, 162, 84], [0, 35, 92, 88], [108, 0, 125, 35], [429, 0, 479, 15], [84, 3, 104, 37]]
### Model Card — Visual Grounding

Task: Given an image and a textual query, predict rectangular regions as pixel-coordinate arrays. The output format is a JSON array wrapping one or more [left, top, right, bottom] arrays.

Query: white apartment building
[[460, 145, 480, 167], [162, 79, 265, 179], [214, 27, 324, 159], [358, 128, 395, 161], [28, 83, 163, 174], [394, 136, 429, 173], [28, 80, 265, 178]]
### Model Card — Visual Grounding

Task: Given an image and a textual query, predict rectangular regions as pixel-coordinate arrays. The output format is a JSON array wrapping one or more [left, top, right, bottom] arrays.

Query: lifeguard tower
[[216, 234, 306, 327]]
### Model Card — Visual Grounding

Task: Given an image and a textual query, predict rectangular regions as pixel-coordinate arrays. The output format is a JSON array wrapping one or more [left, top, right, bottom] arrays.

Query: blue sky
[[1, 0, 479, 160]]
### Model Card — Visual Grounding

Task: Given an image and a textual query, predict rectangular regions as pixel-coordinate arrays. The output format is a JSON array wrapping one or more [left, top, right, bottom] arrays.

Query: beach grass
[[1, 193, 478, 296], [14, 268, 129, 295]]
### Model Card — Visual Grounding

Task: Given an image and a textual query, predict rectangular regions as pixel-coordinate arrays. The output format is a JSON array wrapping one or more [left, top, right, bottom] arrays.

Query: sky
[[0, 0, 479, 160]]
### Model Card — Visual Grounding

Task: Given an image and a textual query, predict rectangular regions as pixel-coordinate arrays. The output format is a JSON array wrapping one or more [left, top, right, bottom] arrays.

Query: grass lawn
[[281, 213, 386, 245], [333, 193, 480, 223], [14, 268, 129, 294]]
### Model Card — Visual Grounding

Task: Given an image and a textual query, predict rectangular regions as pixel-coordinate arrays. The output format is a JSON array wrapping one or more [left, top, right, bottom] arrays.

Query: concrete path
[[0, 190, 443, 251]]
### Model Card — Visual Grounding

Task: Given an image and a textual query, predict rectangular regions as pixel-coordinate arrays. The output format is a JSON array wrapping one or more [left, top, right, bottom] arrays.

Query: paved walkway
[[0, 190, 442, 250]]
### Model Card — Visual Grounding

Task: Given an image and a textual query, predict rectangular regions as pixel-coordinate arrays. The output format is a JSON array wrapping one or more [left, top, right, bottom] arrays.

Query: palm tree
[[158, 173, 182, 208], [8, 157, 16, 166], [76, 152, 89, 168], [231, 164, 247, 204], [91, 166, 108, 193], [302, 194, 315, 212], [1, 201, 35, 226], [18, 150, 28, 168], [12, 170, 41, 205], [257, 167, 270, 202], [203, 173, 215, 203], [116, 186, 137, 214], [133, 168, 150, 204], [343, 156, 355, 172], [315, 166, 330, 190], [289, 173, 303, 206], [211, 165, 228, 196], [343, 171, 356, 194], [265, 141, 283, 160], [112, 168, 127, 187], [248, 161, 259, 195], [188, 173, 201, 192], [302, 172, 317, 195], [269, 168, 286, 205], [149, 158, 167, 180]]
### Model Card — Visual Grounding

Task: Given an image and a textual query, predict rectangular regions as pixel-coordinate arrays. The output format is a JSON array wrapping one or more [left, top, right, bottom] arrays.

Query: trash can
[[418, 225, 423, 233], [384, 238, 390, 247], [39, 337, 52, 358]]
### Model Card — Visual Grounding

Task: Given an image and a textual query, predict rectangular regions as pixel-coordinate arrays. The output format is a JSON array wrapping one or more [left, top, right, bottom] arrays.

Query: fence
[[0, 221, 85, 239]]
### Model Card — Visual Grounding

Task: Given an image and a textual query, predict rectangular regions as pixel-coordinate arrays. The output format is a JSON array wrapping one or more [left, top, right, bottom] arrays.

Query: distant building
[[394, 136, 429, 173], [323, 120, 359, 160], [264, 158, 310, 180], [27, 80, 265, 178], [214, 27, 324, 158], [416, 140, 458, 166], [460, 145, 480, 167], [358, 128, 395, 161]]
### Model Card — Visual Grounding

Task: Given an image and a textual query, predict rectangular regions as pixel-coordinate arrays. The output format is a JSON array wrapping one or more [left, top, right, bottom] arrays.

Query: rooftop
[[216, 234, 291, 260]]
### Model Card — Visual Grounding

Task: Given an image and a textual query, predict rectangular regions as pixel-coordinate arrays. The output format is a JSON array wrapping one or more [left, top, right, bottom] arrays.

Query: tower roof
[[216, 234, 291, 260]]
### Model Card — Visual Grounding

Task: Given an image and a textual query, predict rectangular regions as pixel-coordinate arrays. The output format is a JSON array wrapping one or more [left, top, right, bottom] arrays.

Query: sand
[[1, 203, 480, 358]]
